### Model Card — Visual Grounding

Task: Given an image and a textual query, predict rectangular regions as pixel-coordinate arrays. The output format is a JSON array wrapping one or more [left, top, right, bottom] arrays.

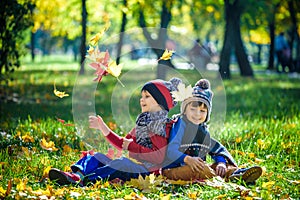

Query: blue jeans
[[71, 153, 150, 182]]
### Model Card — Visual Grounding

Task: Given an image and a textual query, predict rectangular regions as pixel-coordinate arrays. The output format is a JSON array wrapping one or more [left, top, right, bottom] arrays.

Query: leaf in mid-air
[[158, 49, 175, 61], [171, 82, 193, 102], [53, 82, 69, 98], [89, 23, 111, 46], [107, 61, 123, 78]]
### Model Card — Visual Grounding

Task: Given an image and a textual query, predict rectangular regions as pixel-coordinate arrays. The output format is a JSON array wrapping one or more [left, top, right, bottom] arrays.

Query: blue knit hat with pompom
[[180, 79, 213, 122]]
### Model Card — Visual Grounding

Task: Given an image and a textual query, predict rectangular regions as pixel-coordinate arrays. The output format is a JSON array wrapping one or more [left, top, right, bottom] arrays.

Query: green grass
[[0, 55, 299, 199]]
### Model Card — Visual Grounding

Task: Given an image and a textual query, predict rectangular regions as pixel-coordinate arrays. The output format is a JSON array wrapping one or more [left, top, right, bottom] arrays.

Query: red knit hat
[[141, 77, 181, 111]]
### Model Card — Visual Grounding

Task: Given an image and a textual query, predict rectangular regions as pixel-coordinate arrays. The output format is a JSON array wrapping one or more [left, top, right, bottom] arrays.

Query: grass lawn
[[0, 55, 299, 199]]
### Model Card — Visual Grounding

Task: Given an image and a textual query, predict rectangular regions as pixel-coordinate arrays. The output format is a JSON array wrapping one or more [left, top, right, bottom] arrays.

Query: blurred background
[[1, 0, 300, 82]]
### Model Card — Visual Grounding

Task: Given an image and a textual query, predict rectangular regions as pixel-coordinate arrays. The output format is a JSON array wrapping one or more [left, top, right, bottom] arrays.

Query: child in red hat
[[49, 78, 181, 186]]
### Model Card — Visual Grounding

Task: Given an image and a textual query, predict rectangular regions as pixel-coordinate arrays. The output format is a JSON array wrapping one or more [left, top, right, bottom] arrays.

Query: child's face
[[140, 90, 162, 113], [184, 102, 207, 125]]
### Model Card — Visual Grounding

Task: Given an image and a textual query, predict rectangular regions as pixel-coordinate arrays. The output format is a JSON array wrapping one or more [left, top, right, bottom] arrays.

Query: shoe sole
[[49, 168, 73, 186], [242, 166, 262, 183]]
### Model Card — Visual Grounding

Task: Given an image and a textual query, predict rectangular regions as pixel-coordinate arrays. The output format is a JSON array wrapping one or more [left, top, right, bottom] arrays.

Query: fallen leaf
[[40, 138, 58, 151]]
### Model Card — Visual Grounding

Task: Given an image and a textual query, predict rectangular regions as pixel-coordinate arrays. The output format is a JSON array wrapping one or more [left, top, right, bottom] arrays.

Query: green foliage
[[0, 0, 33, 82]]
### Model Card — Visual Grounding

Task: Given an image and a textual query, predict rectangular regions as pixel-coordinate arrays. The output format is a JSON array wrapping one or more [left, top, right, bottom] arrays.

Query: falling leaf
[[89, 32, 104, 46], [107, 61, 123, 78], [107, 61, 124, 87], [171, 82, 193, 102], [53, 82, 69, 98], [158, 49, 175, 61], [89, 23, 111, 46]]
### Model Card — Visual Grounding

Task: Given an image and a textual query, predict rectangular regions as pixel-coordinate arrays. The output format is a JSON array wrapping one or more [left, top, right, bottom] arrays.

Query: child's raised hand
[[122, 138, 133, 150], [89, 115, 110, 136]]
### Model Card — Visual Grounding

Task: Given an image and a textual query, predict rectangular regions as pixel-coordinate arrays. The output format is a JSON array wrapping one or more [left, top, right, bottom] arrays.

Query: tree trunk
[[219, 0, 253, 79], [219, 20, 232, 79], [116, 0, 127, 65], [30, 31, 35, 62], [79, 0, 87, 75], [234, 16, 253, 77], [288, 0, 299, 72], [256, 44, 262, 64], [267, 5, 276, 70], [138, 0, 173, 79]]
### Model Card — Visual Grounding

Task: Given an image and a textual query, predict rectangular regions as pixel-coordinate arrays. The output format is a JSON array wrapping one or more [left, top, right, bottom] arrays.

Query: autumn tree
[[219, 0, 254, 79], [138, 0, 174, 79], [0, 0, 33, 81]]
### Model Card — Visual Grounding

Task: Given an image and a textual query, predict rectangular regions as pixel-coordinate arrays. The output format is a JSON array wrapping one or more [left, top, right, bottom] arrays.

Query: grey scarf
[[135, 110, 169, 148]]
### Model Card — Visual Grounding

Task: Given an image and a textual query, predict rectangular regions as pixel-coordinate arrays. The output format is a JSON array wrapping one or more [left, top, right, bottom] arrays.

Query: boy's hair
[[189, 101, 207, 108]]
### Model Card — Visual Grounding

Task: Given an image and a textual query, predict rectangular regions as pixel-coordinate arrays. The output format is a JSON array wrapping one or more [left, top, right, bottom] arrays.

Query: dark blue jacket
[[163, 116, 237, 169]]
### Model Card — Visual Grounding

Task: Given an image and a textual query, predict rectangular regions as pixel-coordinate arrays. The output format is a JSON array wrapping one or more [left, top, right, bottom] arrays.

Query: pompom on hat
[[180, 79, 213, 122], [141, 77, 182, 111]]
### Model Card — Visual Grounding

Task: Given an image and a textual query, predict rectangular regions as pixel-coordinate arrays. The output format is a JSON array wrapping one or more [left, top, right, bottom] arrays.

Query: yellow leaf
[[53, 82, 69, 98], [63, 145, 72, 153], [188, 191, 198, 199], [22, 134, 34, 143], [43, 166, 52, 178], [171, 82, 193, 102], [16, 179, 27, 191], [248, 152, 255, 158], [161, 194, 171, 200], [254, 158, 265, 164], [40, 138, 58, 151], [107, 61, 123, 77], [89, 32, 104, 46], [0, 186, 6, 197], [158, 49, 175, 61], [235, 137, 242, 143], [89, 24, 110, 46], [215, 194, 227, 199], [262, 181, 275, 189]]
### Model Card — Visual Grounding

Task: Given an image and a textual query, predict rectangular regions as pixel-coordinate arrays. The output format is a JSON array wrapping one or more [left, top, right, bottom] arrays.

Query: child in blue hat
[[162, 79, 262, 183]]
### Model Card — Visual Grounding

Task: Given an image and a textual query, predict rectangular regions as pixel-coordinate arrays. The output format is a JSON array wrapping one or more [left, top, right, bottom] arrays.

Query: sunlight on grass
[[0, 55, 299, 199]]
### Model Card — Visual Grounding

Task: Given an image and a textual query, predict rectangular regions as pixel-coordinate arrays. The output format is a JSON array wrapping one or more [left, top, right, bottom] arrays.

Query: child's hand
[[122, 138, 133, 150], [89, 115, 110, 136], [215, 162, 227, 177], [184, 156, 205, 172]]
